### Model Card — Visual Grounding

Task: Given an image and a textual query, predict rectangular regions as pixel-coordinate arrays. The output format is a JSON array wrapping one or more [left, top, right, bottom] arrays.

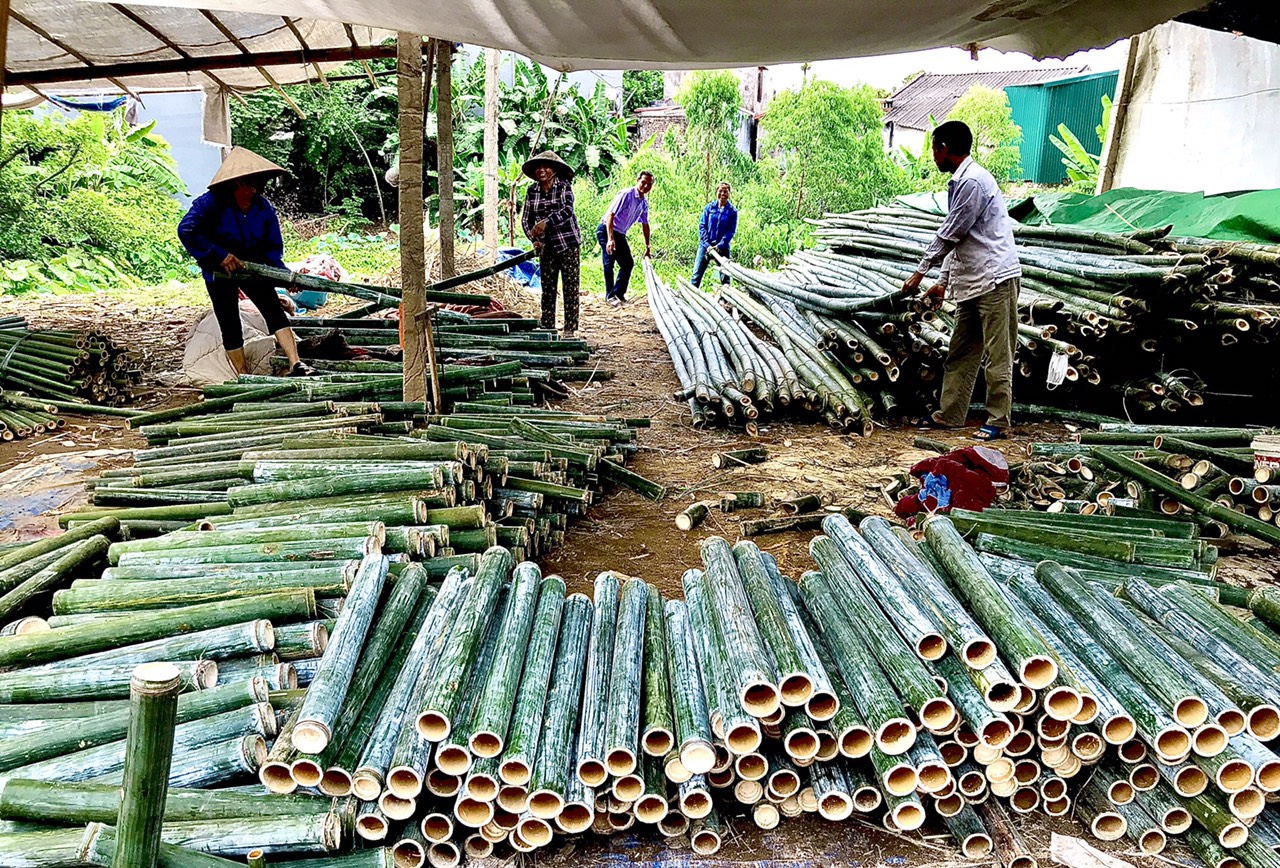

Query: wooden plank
[[398, 33, 427, 404], [9, 44, 395, 86], [106, 5, 243, 102], [1, 0, 9, 151]]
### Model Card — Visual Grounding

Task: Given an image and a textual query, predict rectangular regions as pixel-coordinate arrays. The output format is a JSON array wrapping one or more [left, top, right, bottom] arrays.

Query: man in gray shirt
[[902, 120, 1022, 441]]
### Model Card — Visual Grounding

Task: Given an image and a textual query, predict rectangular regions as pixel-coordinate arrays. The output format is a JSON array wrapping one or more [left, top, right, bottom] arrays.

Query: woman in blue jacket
[[178, 147, 314, 376], [690, 182, 738, 287]]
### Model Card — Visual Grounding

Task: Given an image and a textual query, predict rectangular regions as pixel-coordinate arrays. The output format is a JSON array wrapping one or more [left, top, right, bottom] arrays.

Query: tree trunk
[[482, 48, 500, 263], [0, 0, 10, 152], [397, 34, 427, 404], [436, 43, 456, 279]]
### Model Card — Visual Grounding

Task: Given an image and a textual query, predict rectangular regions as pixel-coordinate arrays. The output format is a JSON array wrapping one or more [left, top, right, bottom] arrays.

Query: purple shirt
[[603, 187, 649, 235]]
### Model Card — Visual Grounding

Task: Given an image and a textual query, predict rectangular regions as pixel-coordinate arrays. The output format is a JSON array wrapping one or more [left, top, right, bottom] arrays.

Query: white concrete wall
[[1110, 22, 1280, 194]]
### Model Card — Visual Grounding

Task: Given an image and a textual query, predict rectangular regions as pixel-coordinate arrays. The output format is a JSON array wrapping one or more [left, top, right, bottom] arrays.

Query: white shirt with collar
[[916, 157, 1022, 303]]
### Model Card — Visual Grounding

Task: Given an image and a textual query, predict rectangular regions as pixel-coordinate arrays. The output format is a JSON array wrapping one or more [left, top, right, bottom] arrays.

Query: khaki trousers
[[938, 277, 1020, 429]]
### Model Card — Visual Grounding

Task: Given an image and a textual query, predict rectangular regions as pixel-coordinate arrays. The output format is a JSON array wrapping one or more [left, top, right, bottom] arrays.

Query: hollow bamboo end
[[464, 775, 497, 802], [434, 745, 471, 777], [878, 719, 915, 755], [783, 729, 819, 761], [575, 760, 606, 788], [131, 661, 183, 694], [1092, 813, 1126, 841], [469, 732, 503, 759], [499, 760, 531, 788], [388, 767, 425, 800], [381, 792, 416, 821], [496, 784, 528, 814], [356, 814, 388, 841], [818, 793, 853, 821], [680, 791, 712, 819], [319, 767, 353, 797], [417, 712, 450, 742], [691, 830, 722, 855], [527, 791, 564, 820], [736, 753, 767, 781], [428, 842, 460, 868], [982, 719, 1014, 749], [779, 672, 815, 706], [517, 816, 553, 846], [426, 770, 461, 799], [259, 761, 298, 794], [852, 785, 882, 812], [1217, 710, 1246, 737], [1020, 657, 1057, 690], [805, 690, 839, 722], [1044, 687, 1083, 721], [605, 748, 637, 778], [1164, 808, 1192, 834], [635, 794, 669, 824], [840, 726, 873, 759], [422, 814, 453, 842], [392, 839, 425, 868], [892, 802, 925, 830], [642, 728, 674, 758], [1154, 727, 1191, 761], [917, 762, 950, 794], [611, 773, 643, 802], [1248, 706, 1280, 741], [961, 833, 993, 859], [920, 698, 957, 732], [1138, 829, 1166, 855], [352, 774, 385, 803], [454, 797, 494, 829], [984, 681, 1020, 712], [885, 764, 918, 796], [770, 770, 800, 797], [556, 804, 593, 835], [917, 633, 947, 661], [1102, 715, 1137, 745], [1110, 780, 1134, 805], [463, 836, 491, 861], [1229, 787, 1264, 819], [1173, 697, 1209, 729], [680, 740, 716, 775], [291, 720, 331, 755], [1044, 797, 1070, 816], [1220, 823, 1248, 849], [1175, 766, 1209, 798], [726, 723, 763, 755], [1193, 724, 1229, 759], [741, 681, 781, 718]]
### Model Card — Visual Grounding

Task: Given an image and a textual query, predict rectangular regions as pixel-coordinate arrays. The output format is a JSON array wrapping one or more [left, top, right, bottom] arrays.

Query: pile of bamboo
[[0, 319, 140, 410], [7, 495, 1280, 868], [695, 208, 1280, 425], [59, 372, 659, 563], [646, 262, 873, 435]]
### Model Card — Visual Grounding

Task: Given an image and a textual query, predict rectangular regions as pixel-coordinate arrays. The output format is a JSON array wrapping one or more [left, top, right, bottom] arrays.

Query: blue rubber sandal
[[974, 424, 1006, 441]]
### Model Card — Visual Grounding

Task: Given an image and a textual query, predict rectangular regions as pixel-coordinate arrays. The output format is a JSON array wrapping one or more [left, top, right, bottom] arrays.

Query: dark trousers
[[539, 245, 581, 333], [596, 224, 634, 300], [691, 242, 729, 287], [206, 277, 289, 351]]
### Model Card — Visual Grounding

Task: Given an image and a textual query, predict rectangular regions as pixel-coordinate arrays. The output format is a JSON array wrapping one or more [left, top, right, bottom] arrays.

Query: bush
[[0, 108, 190, 295]]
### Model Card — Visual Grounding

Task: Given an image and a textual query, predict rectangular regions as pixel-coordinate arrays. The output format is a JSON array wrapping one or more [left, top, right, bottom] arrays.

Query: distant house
[[883, 68, 1119, 183], [632, 67, 772, 159]]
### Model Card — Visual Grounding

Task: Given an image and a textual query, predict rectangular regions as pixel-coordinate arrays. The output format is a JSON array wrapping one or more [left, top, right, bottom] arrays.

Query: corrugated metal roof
[[883, 67, 1089, 132]]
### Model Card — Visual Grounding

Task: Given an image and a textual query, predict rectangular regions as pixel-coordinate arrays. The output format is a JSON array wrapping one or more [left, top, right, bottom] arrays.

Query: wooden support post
[[1, 0, 10, 152], [1096, 33, 1139, 196], [482, 47, 500, 263], [436, 42, 456, 279], [423, 304, 443, 414], [398, 33, 427, 404]]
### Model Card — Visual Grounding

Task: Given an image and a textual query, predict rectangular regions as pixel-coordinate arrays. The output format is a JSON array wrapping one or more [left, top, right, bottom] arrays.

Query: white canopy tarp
[[83, 0, 1202, 72]]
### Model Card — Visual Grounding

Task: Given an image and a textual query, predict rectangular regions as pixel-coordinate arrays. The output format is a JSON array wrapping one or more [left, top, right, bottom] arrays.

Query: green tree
[[675, 70, 742, 199], [760, 80, 906, 219], [623, 70, 664, 114], [947, 85, 1023, 183]]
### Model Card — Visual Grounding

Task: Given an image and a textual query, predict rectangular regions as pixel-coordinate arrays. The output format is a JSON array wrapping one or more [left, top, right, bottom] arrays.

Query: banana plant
[[1049, 95, 1111, 191]]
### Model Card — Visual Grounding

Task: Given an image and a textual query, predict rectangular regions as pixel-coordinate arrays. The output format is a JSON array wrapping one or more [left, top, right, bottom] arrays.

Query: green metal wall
[[1006, 71, 1118, 185]]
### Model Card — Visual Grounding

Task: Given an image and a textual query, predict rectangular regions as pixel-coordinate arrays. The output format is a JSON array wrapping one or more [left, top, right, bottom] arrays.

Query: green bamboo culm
[[292, 556, 388, 755], [467, 562, 544, 758], [640, 583, 675, 759], [114, 662, 183, 868], [603, 577, 649, 777]]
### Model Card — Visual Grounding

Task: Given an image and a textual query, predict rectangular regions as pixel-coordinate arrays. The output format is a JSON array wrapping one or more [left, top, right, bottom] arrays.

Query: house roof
[[882, 67, 1089, 132]]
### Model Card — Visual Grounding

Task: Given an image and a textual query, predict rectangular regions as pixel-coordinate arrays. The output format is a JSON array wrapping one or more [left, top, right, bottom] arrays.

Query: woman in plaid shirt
[[521, 151, 582, 334]]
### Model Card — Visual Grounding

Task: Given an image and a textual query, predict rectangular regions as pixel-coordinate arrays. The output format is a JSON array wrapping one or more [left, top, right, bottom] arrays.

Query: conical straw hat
[[208, 146, 288, 188], [522, 150, 575, 180]]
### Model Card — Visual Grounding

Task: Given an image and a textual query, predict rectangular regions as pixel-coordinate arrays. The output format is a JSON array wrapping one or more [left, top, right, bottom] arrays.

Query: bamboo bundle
[[640, 209, 1280, 426], [0, 319, 142, 419]]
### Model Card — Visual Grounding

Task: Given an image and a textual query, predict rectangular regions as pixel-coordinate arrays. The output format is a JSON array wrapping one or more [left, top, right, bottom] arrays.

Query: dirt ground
[[0, 288, 1224, 867]]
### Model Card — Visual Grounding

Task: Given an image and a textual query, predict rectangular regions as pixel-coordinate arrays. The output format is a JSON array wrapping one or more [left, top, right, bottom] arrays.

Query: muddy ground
[[0, 289, 1227, 867]]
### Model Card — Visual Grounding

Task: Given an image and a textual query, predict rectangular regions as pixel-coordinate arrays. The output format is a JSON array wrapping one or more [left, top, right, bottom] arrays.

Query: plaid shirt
[[522, 176, 581, 254]]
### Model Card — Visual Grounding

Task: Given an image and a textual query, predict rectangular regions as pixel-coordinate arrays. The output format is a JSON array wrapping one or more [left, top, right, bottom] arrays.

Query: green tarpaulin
[[896, 188, 1280, 244]]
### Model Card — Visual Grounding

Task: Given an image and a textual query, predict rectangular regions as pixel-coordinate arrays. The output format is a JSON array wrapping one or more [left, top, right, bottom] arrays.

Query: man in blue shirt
[[690, 183, 737, 287], [178, 147, 314, 377]]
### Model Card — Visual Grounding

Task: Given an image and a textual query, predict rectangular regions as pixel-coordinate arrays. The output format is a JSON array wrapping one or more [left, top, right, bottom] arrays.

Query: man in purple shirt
[[596, 171, 654, 305]]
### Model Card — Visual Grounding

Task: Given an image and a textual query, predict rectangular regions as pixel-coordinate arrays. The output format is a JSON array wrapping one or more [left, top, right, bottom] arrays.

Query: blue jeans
[[691, 242, 729, 287], [596, 224, 634, 300]]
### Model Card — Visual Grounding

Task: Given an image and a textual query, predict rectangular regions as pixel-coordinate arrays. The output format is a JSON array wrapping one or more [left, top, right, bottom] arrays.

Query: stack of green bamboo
[[688, 207, 1280, 425], [7, 501, 1280, 867], [0, 319, 141, 411]]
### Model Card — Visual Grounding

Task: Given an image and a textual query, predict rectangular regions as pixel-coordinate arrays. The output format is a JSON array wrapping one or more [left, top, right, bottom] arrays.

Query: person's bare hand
[[532, 220, 547, 238], [221, 253, 244, 273], [278, 294, 297, 314], [901, 271, 923, 294], [606, 239, 616, 255], [924, 284, 946, 309]]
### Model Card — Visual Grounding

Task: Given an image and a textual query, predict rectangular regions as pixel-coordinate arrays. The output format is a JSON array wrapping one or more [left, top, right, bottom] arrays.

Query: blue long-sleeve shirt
[[698, 201, 738, 249], [178, 191, 288, 284]]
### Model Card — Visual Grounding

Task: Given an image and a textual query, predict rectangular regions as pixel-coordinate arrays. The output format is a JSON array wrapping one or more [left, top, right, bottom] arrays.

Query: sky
[[766, 41, 1131, 93]]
